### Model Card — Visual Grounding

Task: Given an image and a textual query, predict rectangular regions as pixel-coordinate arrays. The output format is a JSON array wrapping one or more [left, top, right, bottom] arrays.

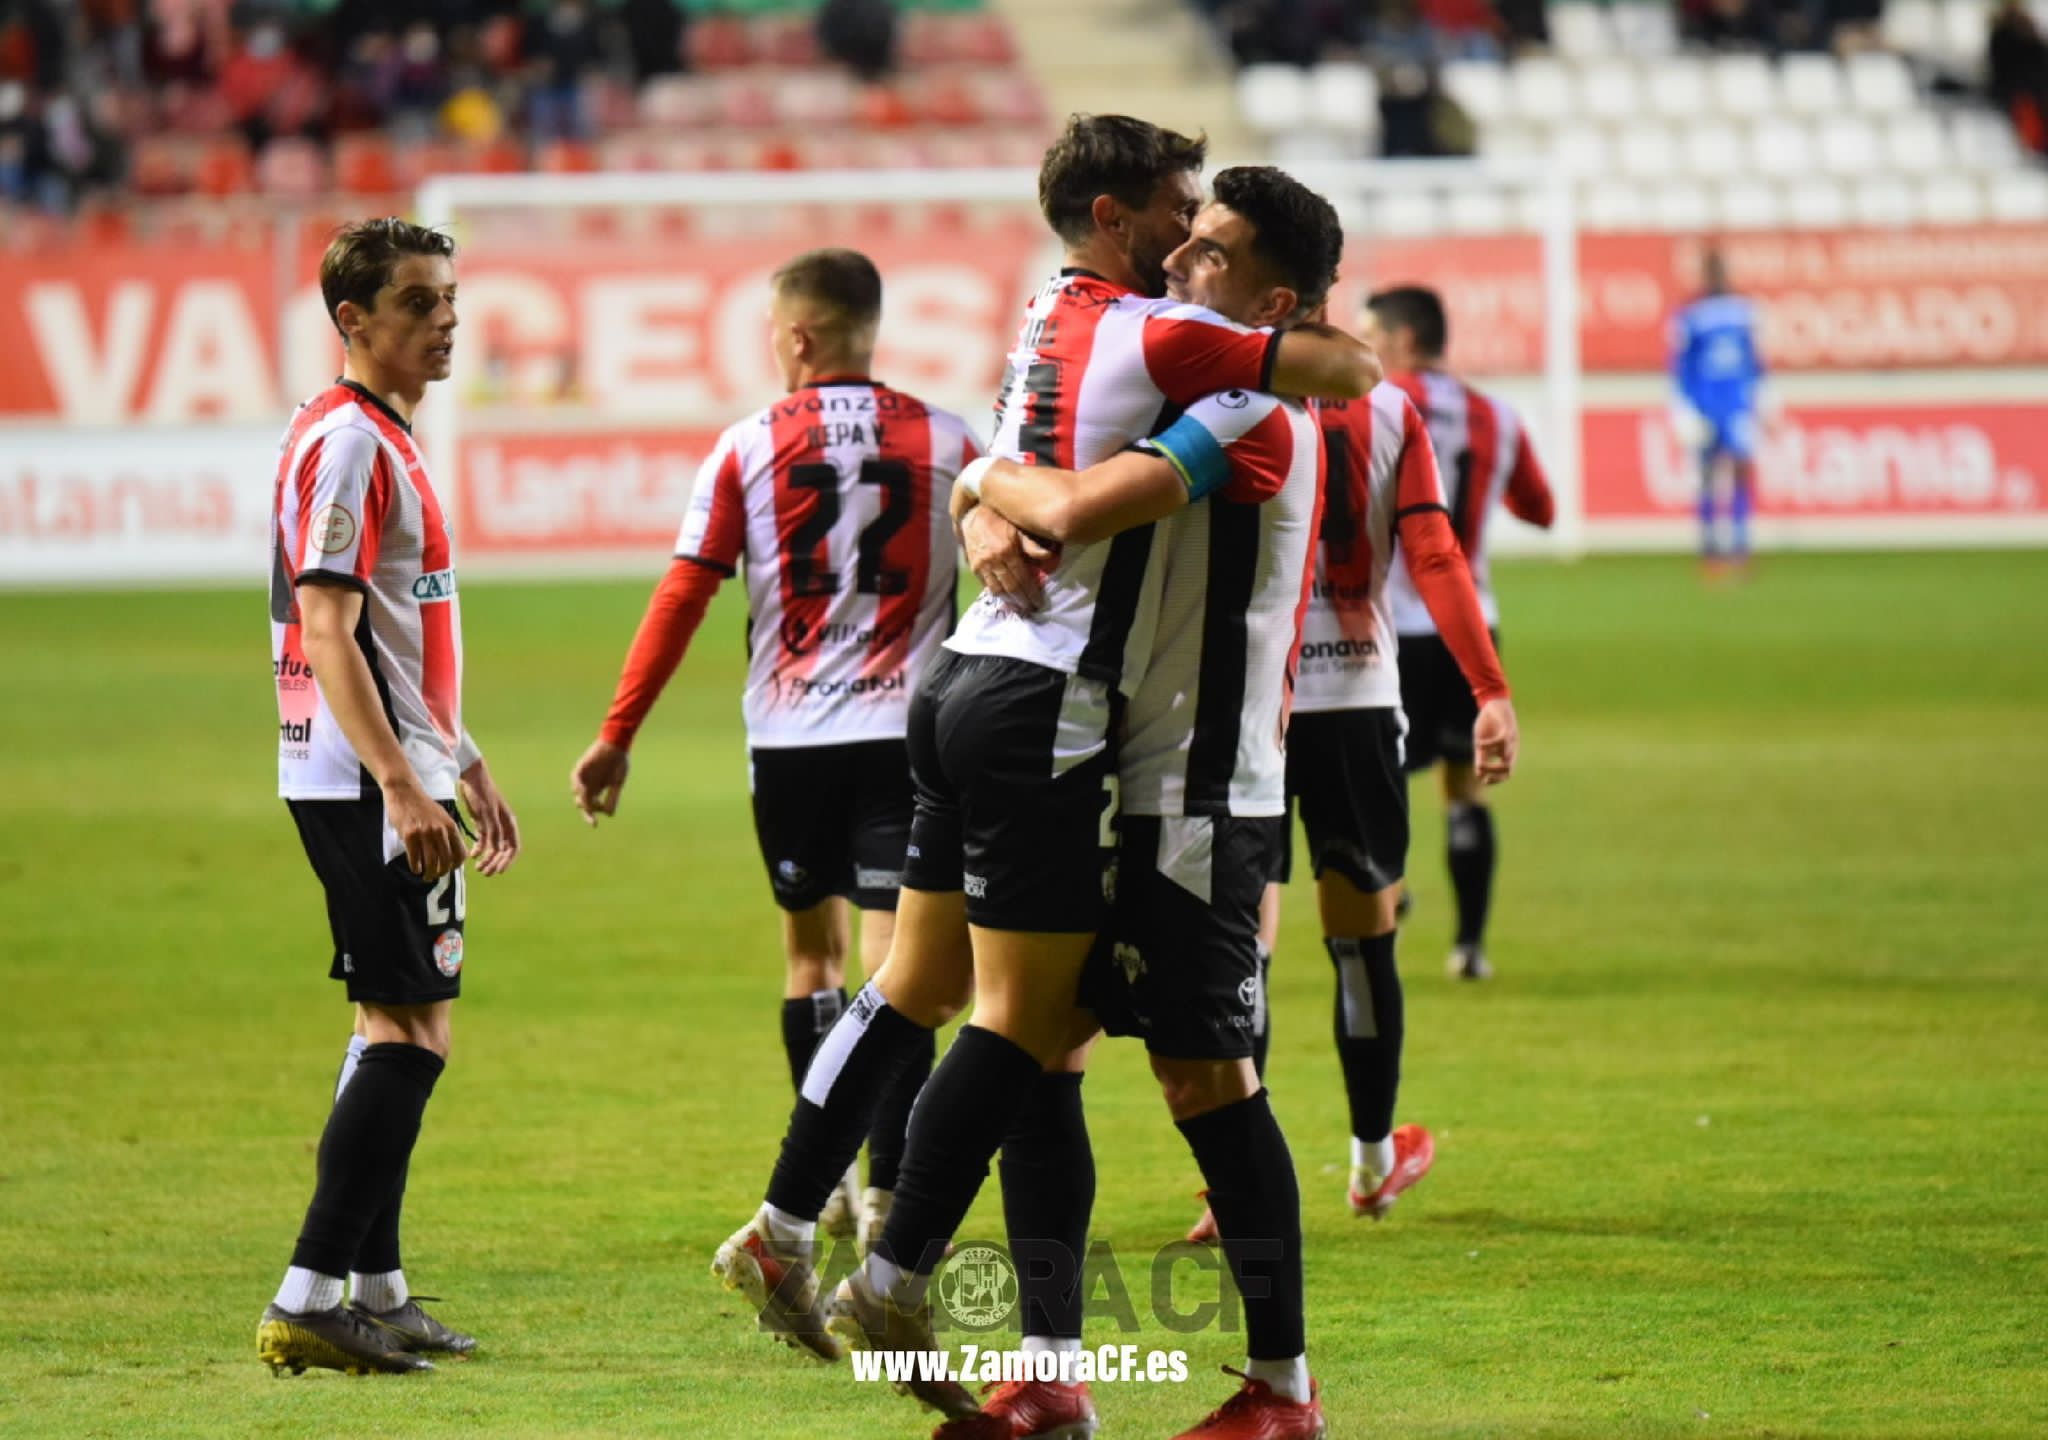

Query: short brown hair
[[1037, 114, 1207, 245], [319, 218, 456, 338], [772, 247, 883, 332]]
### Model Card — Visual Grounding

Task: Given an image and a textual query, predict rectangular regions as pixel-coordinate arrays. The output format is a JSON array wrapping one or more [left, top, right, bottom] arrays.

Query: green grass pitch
[[2, 551, 2044, 1438]]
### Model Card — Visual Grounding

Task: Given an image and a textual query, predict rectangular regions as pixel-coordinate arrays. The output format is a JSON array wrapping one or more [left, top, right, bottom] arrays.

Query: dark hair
[[320, 218, 456, 338], [1038, 113, 1207, 244], [1366, 285, 1448, 359], [1209, 166, 1344, 314], [771, 247, 884, 330]]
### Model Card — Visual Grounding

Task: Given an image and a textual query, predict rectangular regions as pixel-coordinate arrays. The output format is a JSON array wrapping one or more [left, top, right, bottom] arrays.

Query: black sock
[[1328, 933, 1402, 1144], [877, 1026, 1042, 1276], [1176, 1090, 1304, 1361], [1250, 942, 1273, 1082], [1446, 802, 1496, 948], [353, 1159, 407, 1278], [290, 1043, 444, 1280], [1000, 1072, 1092, 1342], [865, 1025, 933, 1194], [780, 987, 848, 1093], [766, 983, 926, 1219]]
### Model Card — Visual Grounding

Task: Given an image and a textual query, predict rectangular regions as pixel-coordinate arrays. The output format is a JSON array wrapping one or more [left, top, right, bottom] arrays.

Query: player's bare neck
[[1064, 241, 1140, 295], [791, 357, 872, 392], [342, 358, 424, 425]]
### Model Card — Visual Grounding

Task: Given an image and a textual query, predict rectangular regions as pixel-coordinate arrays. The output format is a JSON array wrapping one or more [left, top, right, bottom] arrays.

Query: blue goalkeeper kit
[[1670, 293, 1764, 460]]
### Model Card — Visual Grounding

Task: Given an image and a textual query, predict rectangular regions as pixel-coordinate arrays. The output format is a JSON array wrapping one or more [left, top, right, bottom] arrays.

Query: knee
[[1151, 1056, 1255, 1122], [786, 951, 844, 994]]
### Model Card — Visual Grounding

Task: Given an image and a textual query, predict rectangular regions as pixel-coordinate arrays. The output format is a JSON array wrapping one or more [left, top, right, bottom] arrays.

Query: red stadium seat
[[916, 73, 984, 128], [716, 76, 778, 129], [638, 74, 716, 128], [855, 85, 916, 130], [953, 16, 1018, 66], [128, 137, 191, 197], [687, 16, 754, 71], [536, 139, 598, 174], [333, 135, 399, 197], [753, 16, 821, 67], [600, 133, 667, 172], [195, 136, 255, 196], [257, 138, 328, 199]]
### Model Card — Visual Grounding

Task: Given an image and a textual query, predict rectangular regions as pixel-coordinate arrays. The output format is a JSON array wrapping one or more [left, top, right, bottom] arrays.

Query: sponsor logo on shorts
[[433, 930, 464, 978], [963, 872, 989, 899], [312, 504, 357, 554], [411, 568, 458, 602], [777, 859, 809, 888], [1237, 976, 1259, 1010], [855, 866, 902, 892], [1115, 943, 1145, 985]]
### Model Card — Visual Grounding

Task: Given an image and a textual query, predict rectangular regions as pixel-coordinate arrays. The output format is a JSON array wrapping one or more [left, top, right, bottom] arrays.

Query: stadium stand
[[0, 0, 1045, 241], [1209, 1, 2048, 229]]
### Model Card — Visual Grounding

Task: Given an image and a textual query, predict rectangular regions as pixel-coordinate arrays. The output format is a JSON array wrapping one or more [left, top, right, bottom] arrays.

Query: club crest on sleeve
[[433, 930, 464, 977], [312, 505, 358, 553]]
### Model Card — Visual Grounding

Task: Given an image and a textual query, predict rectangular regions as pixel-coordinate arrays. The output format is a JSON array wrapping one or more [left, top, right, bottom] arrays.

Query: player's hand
[[1472, 697, 1518, 785], [962, 504, 1048, 615], [459, 757, 521, 876], [387, 777, 466, 880], [571, 739, 631, 826]]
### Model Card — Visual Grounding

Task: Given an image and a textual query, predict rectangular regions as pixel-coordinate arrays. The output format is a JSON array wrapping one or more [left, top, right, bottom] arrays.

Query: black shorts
[[1081, 815, 1283, 1059], [1396, 629, 1496, 771], [289, 797, 467, 1006], [1271, 707, 1409, 894], [750, 740, 912, 912], [900, 650, 1118, 933]]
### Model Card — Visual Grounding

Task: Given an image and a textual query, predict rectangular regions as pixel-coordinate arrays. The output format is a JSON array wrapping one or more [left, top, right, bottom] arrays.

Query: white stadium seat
[[1374, 189, 1444, 237], [1846, 52, 1916, 115], [1582, 179, 1649, 230], [1618, 122, 1679, 180], [1987, 170, 2048, 221], [1716, 179, 1785, 229], [1271, 131, 1351, 166], [1785, 178, 1851, 227], [1645, 57, 1709, 122], [1237, 64, 1308, 136], [1778, 54, 1846, 117], [1442, 60, 1509, 126], [1711, 54, 1778, 117], [1885, 113, 1950, 173], [1310, 62, 1379, 137], [1949, 109, 2025, 170], [1652, 183, 1714, 230], [1919, 173, 1986, 224], [1580, 59, 1643, 122], [1852, 176, 1918, 226], [1881, 0, 1942, 56], [1551, 122, 1613, 179], [1511, 57, 1574, 124], [1445, 187, 1513, 233], [1479, 124, 1543, 164], [1549, 3, 1615, 61], [1817, 115, 1883, 176], [1749, 116, 1816, 178], [1610, 2, 1679, 57], [1941, 0, 1990, 75], [1683, 124, 1746, 181]]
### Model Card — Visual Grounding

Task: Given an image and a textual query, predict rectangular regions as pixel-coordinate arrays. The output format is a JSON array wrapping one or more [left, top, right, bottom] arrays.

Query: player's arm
[[1503, 430, 1555, 529], [572, 435, 743, 825], [1268, 321, 1381, 400], [1385, 403, 1517, 783], [1144, 306, 1380, 408], [297, 581, 466, 877]]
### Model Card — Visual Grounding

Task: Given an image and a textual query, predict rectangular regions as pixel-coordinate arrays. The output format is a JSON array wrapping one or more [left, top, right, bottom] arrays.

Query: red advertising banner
[[1583, 400, 2048, 522], [5, 223, 2047, 424], [457, 428, 723, 553]]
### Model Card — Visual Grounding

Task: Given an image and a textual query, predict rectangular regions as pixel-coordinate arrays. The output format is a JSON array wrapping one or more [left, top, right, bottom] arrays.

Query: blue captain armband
[[1141, 412, 1233, 502]]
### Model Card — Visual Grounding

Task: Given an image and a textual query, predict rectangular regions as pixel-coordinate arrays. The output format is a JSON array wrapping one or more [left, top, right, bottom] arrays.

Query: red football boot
[[1347, 1123, 1435, 1220], [933, 1378, 1099, 1438], [1172, 1368, 1324, 1439]]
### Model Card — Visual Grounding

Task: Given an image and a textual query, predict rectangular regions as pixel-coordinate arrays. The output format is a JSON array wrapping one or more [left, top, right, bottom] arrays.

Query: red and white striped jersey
[[1296, 383, 1446, 714], [1120, 388, 1324, 819], [676, 378, 976, 748], [946, 271, 1283, 701], [270, 381, 474, 801], [1385, 369, 1552, 633]]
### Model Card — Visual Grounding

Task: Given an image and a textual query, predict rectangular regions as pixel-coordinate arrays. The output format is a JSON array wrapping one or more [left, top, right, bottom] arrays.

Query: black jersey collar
[[338, 378, 413, 434]]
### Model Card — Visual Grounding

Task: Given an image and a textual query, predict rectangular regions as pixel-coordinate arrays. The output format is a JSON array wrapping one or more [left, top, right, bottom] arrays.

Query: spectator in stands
[[1420, 0, 1503, 61], [619, 0, 685, 83], [1371, 0, 1466, 157], [525, 0, 600, 142], [387, 20, 452, 138], [1685, 0, 1776, 51], [0, 80, 36, 204], [816, 0, 900, 82], [219, 16, 326, 147], [1495, 0, 1548, 53], [1824, 0, 1884, 54], [1990, 0, 2048, 154]]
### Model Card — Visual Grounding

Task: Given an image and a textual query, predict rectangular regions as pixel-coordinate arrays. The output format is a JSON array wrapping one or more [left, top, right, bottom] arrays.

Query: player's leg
[[1697, 445, 1723, 561], [753, 746, 855, 1095], [1120, 818, 1321, 1436], [1727, 416, 1759, 567], [1440, 758, 1496, 980]]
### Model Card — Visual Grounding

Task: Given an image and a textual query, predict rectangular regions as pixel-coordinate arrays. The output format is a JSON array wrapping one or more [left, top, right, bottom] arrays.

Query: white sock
[[1245, 1354, 1312, 1404], [863, 1250, 929, 1309], [350, 1268, 407, 1313], [335, 1034, 369, 1102], [274, 1266, 344, 1314], [1352, 1134, 1395, 1183], [1021, 1334, 1081, 1357], [761, 1202, 815, 1249]]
